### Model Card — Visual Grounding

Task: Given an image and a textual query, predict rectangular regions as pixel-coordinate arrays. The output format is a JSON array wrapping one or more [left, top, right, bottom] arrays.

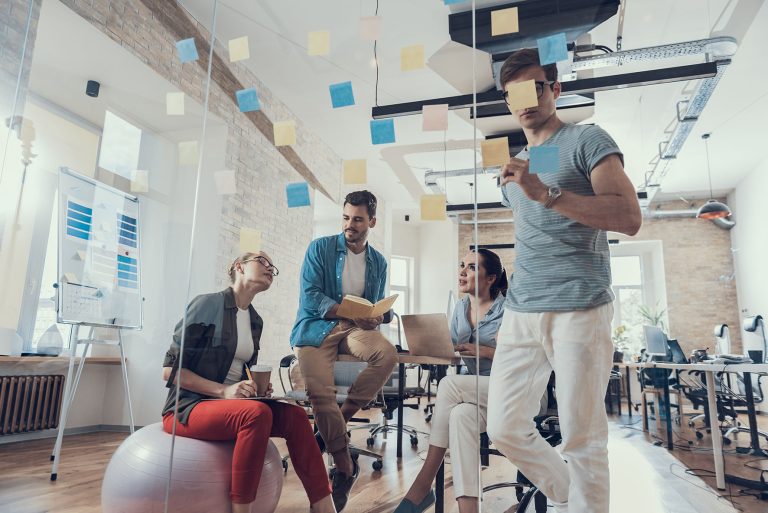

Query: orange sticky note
[[130, 170, 149, 192], [178, 141, 199, 166], [481, 137, 510, 168], [308, 31, 330, 56], [422, 104, 449, 131], [273, 120, 296, 146], [239, 228, 261, 253], [421, 194, 447, 221], [491, 7, 519, 36], [166, 92, 185, 115], [401, 44, 425, 71], [505, 80, 539, 110], [228, 36, 250, 62], [343, 160, 367, 184]]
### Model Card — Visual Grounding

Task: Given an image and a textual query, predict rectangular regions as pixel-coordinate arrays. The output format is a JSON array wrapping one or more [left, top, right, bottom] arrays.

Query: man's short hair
[[344, 190, 377, 218], [499, 48, 558, 88]]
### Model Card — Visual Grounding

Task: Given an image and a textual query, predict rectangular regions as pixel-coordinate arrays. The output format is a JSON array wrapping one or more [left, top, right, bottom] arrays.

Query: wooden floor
[[1, 403, 766, 513]]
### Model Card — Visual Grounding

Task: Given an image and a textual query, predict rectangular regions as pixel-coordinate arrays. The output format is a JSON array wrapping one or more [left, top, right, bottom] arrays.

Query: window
[[611, 255, 645, 356], [387, 256, 413, 342]]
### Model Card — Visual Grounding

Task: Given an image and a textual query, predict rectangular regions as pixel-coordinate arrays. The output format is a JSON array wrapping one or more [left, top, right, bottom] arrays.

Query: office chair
[[743, 315, 767, 363], [714, 324, 731, 354], [720, 372, 768, 445]]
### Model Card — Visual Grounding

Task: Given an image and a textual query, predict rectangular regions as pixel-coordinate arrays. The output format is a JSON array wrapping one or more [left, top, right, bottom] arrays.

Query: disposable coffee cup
[[250, 364, 272, 396]]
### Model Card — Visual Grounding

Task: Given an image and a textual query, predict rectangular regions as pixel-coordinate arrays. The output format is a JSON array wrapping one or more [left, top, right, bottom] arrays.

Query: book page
[[337, 295, 374, 319], [371, 294, 399, 317]]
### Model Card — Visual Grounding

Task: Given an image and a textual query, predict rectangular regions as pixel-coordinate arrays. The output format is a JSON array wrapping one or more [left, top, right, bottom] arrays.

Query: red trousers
[[163, 400, 331, 505]]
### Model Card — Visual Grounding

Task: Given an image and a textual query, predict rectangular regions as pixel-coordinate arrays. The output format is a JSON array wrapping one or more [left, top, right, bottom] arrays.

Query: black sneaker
[[315, 431, 326, 453], [331, 459, 359, 512]]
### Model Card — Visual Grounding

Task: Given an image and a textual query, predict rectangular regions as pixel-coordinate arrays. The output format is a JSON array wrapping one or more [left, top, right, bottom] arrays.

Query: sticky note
[[178, 141, 199, 166], [308, 31, 330, 56], [444, 0, 466, 4], [286, 182, 311, 208], [491, 7, 519, 36], [329, 81, 355, 108], [236, 88, 261, 112], [481, 137, 510, 168], [359, 16, 381, 40], [529, 146, 559, 173], [176, 38, 198, 63], [130, 170, 149, 192], [401, 44, 425, 71], [538, 33, 569, 65], [214, 170, 237, 195], [239, 228, 261, 253], [228, 36, 250, 62], [273, 120, 296, 146], [505, 80, 539, 110], [343, 160, 367, 184], [166, 92, 185, 116], [73, 250, 86, 261], [370, 119, 395, 145], [420, 195, 447, 221], [63, 273, 78, 284], [422, 104, 449, 131]]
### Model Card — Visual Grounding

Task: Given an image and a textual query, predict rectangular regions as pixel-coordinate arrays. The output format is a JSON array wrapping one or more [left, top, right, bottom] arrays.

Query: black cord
[[373, 0, 379, 107], [595, 44, 614, 54]]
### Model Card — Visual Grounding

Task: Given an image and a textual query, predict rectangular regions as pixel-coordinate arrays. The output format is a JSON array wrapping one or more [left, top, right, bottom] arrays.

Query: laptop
[[666, 339, 689, 364], [401, 313, 457, 359]]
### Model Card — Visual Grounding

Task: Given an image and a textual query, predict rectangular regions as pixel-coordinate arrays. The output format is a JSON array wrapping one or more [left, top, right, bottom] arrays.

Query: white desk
[[627, 361, 768, 490]]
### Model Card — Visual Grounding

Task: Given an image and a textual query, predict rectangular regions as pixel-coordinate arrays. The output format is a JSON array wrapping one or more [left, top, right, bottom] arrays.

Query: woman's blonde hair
[[227, 252, 259, 283]]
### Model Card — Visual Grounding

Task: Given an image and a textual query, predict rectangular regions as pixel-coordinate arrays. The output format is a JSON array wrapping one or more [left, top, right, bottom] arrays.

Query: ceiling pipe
[[646, 209, 736, 230]]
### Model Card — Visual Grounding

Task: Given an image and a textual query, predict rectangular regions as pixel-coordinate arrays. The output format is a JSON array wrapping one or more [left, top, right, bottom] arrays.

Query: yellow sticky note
[[491, 7, 519, 36], [166, 92, 185, 116], [73, 250, 86, 261], [401, 44, 425, 71], [343, 160, 367, 184], [239, 228, 261, 253], [506, 80, 539, 110], [179, 141, 199, 166], [63, 273, 78, 284], [481, 137, 510, 168], [421, 194, 447, 221], [308, 31, 330, 56], [228, 36, 250, 62], [130, 170, 149, 192], [273, 120, 296, 146]]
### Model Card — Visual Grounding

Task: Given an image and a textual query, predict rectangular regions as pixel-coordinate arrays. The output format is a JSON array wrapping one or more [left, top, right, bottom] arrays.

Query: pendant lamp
[[696, 133, 731, 220]]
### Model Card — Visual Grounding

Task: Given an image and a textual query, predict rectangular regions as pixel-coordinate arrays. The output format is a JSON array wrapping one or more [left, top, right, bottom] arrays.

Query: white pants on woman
[[428, 374, 489, 499], [486, 303, 614, 513]]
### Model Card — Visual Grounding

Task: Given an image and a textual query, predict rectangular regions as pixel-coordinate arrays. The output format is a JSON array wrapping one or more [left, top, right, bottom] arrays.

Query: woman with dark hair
[[393, 250, 508, 513], [161, 252, 336, 513]]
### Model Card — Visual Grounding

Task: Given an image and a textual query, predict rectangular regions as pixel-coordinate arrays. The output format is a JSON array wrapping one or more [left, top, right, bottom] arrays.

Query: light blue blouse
[[449, 293, 506, 376]]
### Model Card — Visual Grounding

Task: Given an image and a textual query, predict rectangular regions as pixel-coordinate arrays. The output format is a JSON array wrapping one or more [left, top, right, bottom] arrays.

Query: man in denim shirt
[[291, 190, 397, 511]]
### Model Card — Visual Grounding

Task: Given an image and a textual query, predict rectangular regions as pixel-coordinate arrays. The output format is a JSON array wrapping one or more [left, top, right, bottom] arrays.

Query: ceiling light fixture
[[696, 133, 731, 220]]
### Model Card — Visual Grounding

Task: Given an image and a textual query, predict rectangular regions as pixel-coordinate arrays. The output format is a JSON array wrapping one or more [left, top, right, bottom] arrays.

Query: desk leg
[[436, 462, 445, 513], [397, 362, 405, 459], [705, 371, 726, 490], [625, 368, 632, 418], [742, 372, 767, 457], [663, 377, 673, 450]]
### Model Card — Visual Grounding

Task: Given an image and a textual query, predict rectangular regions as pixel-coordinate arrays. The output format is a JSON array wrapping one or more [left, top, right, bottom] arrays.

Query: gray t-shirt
[[501, 123, 622, 312]]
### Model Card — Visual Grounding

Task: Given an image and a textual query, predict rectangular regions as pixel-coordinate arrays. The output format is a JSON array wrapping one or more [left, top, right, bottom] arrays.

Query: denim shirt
[[450, 293, 506, 376], [290, 232, 388, 347]]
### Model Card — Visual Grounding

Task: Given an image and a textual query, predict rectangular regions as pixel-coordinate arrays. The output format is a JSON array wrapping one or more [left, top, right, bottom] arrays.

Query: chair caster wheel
[[410, 436, 418, 447], [722, 437, 731, 445], [372, 460, 383, 471], [695, 431, 704, 439], [425, 414, 432, 423], [366, 437, 375, 447], [351, 452, 359, 462]]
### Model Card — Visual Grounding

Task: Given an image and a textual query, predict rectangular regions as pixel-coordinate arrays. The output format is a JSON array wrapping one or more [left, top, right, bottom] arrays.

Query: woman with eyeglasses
[[394, 249, 508, 513], [161, 252, 336, 513]]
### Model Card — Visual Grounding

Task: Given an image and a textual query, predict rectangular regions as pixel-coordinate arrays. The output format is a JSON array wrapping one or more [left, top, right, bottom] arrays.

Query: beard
[[344, 228, 366, 243]]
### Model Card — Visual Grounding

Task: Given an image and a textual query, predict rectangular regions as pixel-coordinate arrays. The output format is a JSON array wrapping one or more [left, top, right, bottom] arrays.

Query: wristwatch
[[543, 186, 562, 209]]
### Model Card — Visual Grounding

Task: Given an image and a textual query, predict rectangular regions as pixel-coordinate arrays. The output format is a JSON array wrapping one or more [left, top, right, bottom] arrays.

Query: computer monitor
[[643, 325, 668, 357], [667, 339, 688, 364]]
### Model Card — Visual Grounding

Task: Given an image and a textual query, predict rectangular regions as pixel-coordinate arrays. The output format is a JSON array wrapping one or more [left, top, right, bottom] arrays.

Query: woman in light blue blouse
[[394, 249, 508, 513]]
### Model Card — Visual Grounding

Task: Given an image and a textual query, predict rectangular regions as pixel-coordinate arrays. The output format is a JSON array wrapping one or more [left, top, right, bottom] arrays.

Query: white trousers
[[428, 374, 489, 499], [487, 303, 614, 513]]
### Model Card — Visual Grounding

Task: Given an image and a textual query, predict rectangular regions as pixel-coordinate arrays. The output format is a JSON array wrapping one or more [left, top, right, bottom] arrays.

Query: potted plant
[[638, 302, 667, 332]]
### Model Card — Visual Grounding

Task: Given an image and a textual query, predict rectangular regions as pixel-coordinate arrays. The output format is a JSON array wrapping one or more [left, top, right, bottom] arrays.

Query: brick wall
[[0, 0, 40, 121], [59, 0, 343, 368], [458, 201, 741, 356]]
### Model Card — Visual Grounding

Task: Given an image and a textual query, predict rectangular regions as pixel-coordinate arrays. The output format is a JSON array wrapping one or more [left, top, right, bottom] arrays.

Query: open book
[[336, 294, 398, 320]]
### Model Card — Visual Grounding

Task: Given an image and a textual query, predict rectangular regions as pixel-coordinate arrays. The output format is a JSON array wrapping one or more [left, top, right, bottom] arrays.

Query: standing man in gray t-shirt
[[485, 49, 642, 513]]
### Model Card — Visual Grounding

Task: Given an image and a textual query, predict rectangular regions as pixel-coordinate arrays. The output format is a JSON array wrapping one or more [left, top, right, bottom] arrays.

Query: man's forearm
[[544, 190, 641, 235]]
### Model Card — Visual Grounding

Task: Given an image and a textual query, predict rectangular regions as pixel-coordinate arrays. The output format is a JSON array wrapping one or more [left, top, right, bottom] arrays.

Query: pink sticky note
[[422, 104, 449, 131]]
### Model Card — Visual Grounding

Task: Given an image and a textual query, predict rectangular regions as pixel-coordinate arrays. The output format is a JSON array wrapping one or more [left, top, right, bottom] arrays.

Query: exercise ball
[[102, 423, 283, 513]]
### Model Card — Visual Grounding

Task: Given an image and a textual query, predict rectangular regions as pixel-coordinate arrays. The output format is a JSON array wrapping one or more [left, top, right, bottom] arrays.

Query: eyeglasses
[[242, 256, 279, 277], [503, 80, 556, 105]]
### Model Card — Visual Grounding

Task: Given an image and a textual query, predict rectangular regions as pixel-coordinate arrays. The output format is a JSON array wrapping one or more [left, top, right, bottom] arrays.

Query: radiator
[[0, 375, 65, 435]]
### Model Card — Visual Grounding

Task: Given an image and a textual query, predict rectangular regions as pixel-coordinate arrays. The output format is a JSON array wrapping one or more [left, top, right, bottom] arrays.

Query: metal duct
[[646, 209, 736, 230]]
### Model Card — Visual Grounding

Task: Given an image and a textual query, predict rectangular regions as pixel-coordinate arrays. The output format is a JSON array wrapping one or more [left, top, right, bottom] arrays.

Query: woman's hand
[[221, 380, 256, 399], [264, 382, 274, 398], [455, 343, 495, 360]]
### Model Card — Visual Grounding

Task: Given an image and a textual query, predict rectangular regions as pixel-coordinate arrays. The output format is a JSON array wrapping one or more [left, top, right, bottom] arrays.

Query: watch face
[[550, 186, 561, 195]]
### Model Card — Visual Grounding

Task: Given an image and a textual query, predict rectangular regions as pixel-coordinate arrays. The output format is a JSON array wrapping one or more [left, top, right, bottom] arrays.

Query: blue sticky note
[[537, 33, 568, 65], [329, 81, 355, 108], [286, 182, 311, 208], [176, 38, 199, 63], [370, 119, 395, 145], [236, 88, 261, 113], [530, 146, 559, 174], [444, 0, 466, 4]]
